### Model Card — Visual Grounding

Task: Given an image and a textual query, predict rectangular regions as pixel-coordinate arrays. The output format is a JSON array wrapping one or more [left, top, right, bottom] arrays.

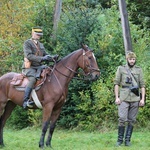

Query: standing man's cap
[[32, 27, 43, 36], [126, 52, 136, 59]]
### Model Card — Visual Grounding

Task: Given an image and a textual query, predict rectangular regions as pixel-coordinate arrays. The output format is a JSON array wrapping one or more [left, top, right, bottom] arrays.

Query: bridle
[[48, 49, 100, 99], [53, 49, 100, 81], [82, 49, 100, 75]]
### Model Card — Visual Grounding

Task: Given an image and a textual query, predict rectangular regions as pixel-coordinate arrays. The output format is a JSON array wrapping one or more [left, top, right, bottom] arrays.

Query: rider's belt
[[122, 86, 130, 88]]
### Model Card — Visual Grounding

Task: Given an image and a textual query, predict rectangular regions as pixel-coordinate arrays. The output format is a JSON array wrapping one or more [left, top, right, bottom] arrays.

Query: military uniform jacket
[[22, 39, 48, 77], [114, 65, 145, 102]]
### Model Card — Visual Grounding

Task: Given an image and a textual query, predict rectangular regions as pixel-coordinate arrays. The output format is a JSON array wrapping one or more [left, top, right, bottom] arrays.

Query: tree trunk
[[52, 0, 62, 39], [118, 0, 133, 55]]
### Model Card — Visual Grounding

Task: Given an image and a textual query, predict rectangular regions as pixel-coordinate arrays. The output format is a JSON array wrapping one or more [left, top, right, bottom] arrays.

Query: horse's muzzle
[[90, 72, 100, 81]]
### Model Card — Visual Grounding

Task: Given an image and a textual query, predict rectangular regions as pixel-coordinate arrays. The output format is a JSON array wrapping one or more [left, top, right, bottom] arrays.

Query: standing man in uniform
[[22, 27, 58, 109], [114, 52, 145, 146]]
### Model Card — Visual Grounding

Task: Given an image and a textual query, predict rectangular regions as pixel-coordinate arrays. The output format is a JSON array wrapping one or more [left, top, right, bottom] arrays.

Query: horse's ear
[[81, 43, 85, 48], [81, 43, 88, 51]]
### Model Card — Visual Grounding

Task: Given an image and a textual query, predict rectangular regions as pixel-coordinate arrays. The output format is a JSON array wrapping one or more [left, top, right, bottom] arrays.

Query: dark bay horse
[[0, 45, 100, 148]]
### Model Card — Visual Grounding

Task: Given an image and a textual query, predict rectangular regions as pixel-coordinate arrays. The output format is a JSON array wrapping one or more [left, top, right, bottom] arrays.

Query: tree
[[127, 0, 150, 29], [118, 0, 133, 54], [0, 0, 36, 75], [52, 0, 62, 39]]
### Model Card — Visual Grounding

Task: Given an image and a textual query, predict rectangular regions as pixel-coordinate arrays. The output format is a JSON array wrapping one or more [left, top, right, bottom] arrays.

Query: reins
[[51, 49, 99, 81], [46, 48, 100, 99], [55, 67, 87, 80]]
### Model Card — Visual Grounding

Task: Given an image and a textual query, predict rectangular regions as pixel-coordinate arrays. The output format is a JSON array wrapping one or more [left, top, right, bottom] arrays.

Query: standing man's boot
[[23, 87, 33, 109], [125, 125, 133, 146], [116, 126, 125, 146]]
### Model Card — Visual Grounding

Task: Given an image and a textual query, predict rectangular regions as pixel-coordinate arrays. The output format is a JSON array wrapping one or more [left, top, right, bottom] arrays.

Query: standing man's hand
[[115, 97, 121, 105], [139, 99, 145, 107], [114, 84, 121, 105], [139, 87, 145, 107]]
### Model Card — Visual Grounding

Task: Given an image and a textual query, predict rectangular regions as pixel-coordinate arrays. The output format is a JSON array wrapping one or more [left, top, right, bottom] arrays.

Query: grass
[[1, 127, 150, 150]]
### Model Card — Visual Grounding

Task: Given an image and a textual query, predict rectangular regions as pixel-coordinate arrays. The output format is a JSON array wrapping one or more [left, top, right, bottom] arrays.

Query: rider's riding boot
[[23, 87, 34, 109], [116, 126, 125, 146], [125, 125, 133, 146]]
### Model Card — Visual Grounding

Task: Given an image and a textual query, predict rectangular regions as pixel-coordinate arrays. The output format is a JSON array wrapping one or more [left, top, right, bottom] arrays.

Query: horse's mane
[[57, 49, 81, 63]]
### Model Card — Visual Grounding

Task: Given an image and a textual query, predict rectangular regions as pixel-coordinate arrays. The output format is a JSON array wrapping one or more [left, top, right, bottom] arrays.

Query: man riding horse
[[0, 43, 100, 148], [22, 27, 58, 109]]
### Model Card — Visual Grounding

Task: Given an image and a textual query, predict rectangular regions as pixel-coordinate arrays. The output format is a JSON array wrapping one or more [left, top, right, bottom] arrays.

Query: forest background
[[0, 0, 150, 131]]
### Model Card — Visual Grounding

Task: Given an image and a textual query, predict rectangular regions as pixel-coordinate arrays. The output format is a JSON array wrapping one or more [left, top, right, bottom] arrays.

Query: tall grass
[[1, 127, 150, 150]]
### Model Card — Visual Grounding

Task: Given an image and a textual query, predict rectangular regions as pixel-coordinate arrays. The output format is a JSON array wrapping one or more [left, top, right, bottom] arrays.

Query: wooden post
[[52, 0, 62, 39], [118, 0, 133, 54]]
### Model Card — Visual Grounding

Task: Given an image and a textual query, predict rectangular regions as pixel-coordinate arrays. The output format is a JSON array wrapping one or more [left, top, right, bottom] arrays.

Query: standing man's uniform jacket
[[114, 65, 145, 102]]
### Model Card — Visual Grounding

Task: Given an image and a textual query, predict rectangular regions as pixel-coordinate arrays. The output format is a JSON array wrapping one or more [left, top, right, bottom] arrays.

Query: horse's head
[[78, 44, 100, 81]]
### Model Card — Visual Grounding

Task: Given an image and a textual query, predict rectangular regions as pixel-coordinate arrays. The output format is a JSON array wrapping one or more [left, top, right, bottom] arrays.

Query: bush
[[4, 1, 150, 131], [6, 106, 29, 129]]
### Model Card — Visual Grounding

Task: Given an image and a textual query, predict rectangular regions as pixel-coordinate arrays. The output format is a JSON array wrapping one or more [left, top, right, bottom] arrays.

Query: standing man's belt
[[122, 86, 130, 88]]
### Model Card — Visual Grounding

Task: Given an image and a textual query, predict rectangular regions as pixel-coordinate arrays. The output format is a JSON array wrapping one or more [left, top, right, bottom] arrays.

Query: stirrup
[[27, 100, 35, 108]]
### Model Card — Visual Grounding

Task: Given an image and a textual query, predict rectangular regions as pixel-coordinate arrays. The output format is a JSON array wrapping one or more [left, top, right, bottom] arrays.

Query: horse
[[0, 44, 100, 148]]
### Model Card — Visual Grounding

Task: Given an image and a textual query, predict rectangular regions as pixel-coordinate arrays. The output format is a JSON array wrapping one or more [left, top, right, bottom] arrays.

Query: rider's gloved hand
[[52, 54, 59, 61], [41, 55, 52, 62]]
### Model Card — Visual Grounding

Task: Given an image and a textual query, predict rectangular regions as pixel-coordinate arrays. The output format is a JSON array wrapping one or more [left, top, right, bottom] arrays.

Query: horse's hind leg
[[0, 101, 16, 146]]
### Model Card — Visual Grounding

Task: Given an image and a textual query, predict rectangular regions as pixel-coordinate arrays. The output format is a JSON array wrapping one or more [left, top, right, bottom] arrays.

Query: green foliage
[[7, 108, 43, 129], [0, 38, 23, 75], [87, 6, 126, 77], [130, 26, 150, 127], [127, 0, 150, 29], [56, 3, 101, 55], [0, 0, 38, 75], [6, 106, 29, 129], [34, 1, 56, 51], [56, 3, 150, 130], [1, 0, 150, 131], [74, 78, 117, 131], [58, 79, 92, 128], [28, 109, 42, 127]]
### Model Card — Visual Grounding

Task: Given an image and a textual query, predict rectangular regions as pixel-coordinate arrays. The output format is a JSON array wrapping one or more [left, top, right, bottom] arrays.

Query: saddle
[[10, 67, 51, 91]]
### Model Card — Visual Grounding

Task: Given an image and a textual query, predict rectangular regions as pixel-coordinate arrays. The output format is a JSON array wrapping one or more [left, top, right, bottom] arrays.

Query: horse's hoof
[[46, 143, 52, 148], [39, 143, 44, 149]]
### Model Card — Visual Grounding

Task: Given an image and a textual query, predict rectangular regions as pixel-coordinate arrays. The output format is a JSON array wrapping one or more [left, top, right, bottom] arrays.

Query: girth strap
[[31, 89, 42, 109]]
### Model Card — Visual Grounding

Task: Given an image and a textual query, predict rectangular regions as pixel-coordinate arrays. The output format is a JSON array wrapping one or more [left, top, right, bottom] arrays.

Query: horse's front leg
[[39, 105, 53, 148], [45, 121, 56, 148], [39, 121, 49, 148], [46, 109, 62, 147]]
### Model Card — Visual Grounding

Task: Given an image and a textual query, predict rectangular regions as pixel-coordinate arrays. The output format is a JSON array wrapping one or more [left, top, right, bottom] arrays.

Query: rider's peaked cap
[[126, 51, 136, 59], [32, 27, 43, 36]]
